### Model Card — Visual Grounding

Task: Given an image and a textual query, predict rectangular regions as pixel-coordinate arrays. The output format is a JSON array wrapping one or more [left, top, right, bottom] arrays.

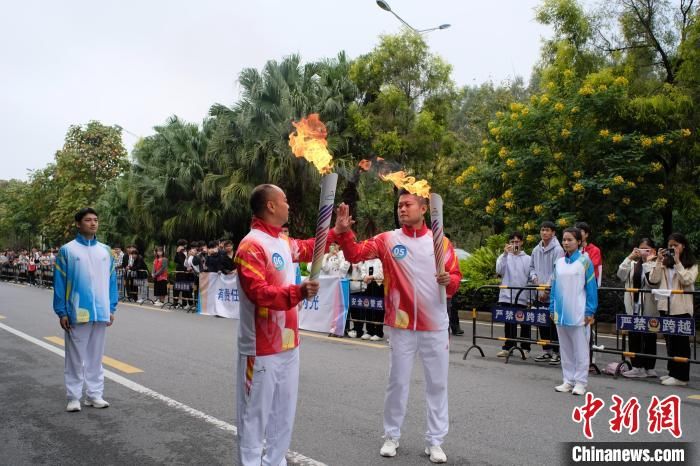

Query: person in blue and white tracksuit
[[549, 227, 598, 396], [53, 207, 118, 412]]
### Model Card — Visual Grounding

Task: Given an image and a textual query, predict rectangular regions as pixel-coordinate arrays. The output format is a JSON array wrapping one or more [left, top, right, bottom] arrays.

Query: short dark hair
[[223, 240, 233, 247], [177, 239, 188, 247], [75, 207, 98, 222], [207, 241, 218, 249], [250, 184, 278, 216], [508, 231, 524, 241], [638, 237, 656, 249], [397, 189, 427, 206], [540, 221, 556, 231], [562, 227, 582, 242], [574, 221, 591, 235]]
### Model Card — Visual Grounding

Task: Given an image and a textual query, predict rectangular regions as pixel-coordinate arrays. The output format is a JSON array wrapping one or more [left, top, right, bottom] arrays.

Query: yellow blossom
[[654, 198, 668, 208], [455, 175, 465, 185], [561, 129, 571, 138], [612, 134, 623, 143], [489, 127, 500, 136], [482, 139, 489, 146], [521, 107, 529, 116], [504, 216, 511, 225], [558, 187, 566, 196], [530, 95, 538, 104], [501, 173, 508, 180], [573, 183, 584, 192], [506, 158, 516, 168], [534, 205, 544, 214], [626, 181, 636, 189], [553, 152, 564, 161], [503, 189, 513, 199], [554, 102, 565, 112], [480, 147, 488, 156], [578, 85, 594, 96], [613, 76, 628, 86], [602, 187, 611, 195], [485, 205, 495, 214], [650, 162, 662, 172], [463, 197, 472, 206], [598, 84, 608, 92], [681, 128, 691, 137], [655, 135, 665, 145], [622, 197, 630, 205], [608, 213, 616, 222], [463, 165, 477, 176], [511, 112, 519, 120], [546, 81, 556, 90], [472, 182, 481, 190], [573, 170, 582, 178], [640, 137, 653, 148], [604, 229, 611, 236], [613, 175, 625, 185], [510, 103, 523, 112], [563, 70, 574, 78], [488, 198, 497, 206], [504, 201, 514, 210], [627, 228, 635, 237], [526, 234, 537, 243], [540, 95, 550, 105], [657, 184, 665, 190], [599, 129, 610, 138], [557, 218, 568, 227], [570, 106, 579, 114], [532, 146, 541, 155], [495, 111, 504, 119], [517, 122, 523, 129]]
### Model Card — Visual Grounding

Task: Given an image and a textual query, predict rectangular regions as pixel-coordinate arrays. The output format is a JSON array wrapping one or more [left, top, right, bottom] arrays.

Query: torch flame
[[380, 171, 431, 198], [289, 114, 333, 174]]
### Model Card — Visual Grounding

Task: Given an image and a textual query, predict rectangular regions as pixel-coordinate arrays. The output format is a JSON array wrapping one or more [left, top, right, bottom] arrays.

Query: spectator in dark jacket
[[221, 240, 235, 274], [203, 241, 222, 273]]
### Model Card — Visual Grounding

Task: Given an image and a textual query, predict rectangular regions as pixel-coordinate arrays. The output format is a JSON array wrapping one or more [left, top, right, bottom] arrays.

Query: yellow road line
[[43, 336, 144, 374], [0, 315, 5, 319], [689, 395, 700, 400], [119, 302, 173, 313], [299, 330, 386, 349]]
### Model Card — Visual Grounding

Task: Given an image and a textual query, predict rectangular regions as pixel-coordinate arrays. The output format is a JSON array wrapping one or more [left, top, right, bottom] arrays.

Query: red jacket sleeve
[[288, 237, 315, 263], [588, 246, 602, 279], [331, 229, 381, 264], [444, 239, 462, 298], [235, 241, 303, 310]]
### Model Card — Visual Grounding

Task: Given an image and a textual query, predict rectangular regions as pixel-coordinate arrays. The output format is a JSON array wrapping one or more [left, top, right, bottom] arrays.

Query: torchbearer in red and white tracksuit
[[234, 184, 319, 466], [331, 190, 462, 464]]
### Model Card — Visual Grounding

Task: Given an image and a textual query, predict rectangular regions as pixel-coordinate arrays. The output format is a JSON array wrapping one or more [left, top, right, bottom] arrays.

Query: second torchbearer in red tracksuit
[[234, 184, 319, 466], [331, 190, 462, 464]]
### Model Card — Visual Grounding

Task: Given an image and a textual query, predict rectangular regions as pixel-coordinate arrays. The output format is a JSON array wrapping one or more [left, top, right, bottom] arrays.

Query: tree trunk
[[662, 203, 673, 243]]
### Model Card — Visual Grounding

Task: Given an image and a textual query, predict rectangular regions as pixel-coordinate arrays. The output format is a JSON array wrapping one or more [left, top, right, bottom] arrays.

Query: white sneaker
[[361, 333, 371, 340], [523, 350, 530, 359], [425, 445, 447, 463], [661, 377, 688, 387], [496, 349, 509, 357], [84, 398, 110, 408], [646, 369, 658, 378], [347, 330, 357, 338], [136, 299, 144, 304], [66, 399, 81, 412], [622, 367, 647, 378], [660, 375, 671, 381], [154, 300, 163, 306], [555, 382, 574, 393], [572, 383, 587, 396], [380, 438, 399, 457], [370, 335, 382, 341]]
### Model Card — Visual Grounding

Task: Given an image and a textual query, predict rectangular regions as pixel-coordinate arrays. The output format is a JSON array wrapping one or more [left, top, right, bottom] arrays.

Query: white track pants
[[64, 322, 107, 401], [383, 328, 449, 446], [236, 348, 299, 466], [557, 325, 589, 387]]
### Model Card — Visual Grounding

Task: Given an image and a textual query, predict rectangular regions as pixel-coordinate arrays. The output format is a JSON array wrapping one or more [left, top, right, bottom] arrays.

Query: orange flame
[[289, 114, 333, 174], [380, 171, 431, 198]]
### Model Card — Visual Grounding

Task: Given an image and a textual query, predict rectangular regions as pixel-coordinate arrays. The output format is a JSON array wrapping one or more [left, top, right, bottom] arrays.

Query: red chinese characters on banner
[[572, 393, 683, 439], [572, 393, 605, 439], [647, 395, 682, 438], [609, 395, 640, 435]]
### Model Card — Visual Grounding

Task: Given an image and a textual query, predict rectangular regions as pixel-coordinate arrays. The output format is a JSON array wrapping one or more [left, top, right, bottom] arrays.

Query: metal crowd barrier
[[462, 285, 699, 378], [161, 270, 199, 312]]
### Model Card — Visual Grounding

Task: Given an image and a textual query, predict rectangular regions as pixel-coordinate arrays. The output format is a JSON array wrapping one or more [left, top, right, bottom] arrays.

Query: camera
[[664, 247, 676, 258], [513, 245, 519, 253]]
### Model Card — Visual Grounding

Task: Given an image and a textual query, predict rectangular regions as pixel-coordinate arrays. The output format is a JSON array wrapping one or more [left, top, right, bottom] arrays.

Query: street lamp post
[[376, 0, 451, 34]]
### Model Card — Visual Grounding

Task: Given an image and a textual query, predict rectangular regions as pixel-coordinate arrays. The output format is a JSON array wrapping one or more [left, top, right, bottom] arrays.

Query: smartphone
[[368, 266, 374, 276], [513, 245, 519, 253]]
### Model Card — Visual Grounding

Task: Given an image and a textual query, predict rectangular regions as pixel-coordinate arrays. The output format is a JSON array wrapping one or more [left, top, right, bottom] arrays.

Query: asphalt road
[[1, 281, 698, 465]]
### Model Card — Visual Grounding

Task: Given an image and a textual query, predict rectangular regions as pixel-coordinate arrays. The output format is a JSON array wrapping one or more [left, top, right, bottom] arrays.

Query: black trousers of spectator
[[499, 302, 532, 351], [448, 298, 462, 333], [629, 331, 657, 370], [365, 282, 384, 338], [349, 294, 366, 337], [534, 300, 559, 353], [662, 312, 691, 381]]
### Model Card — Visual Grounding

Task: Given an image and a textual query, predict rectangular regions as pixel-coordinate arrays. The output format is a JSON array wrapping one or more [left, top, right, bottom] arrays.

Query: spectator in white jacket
[[616, 238, 659, 378], [496, 232, 532, 357], [321, 243, 350, 277]]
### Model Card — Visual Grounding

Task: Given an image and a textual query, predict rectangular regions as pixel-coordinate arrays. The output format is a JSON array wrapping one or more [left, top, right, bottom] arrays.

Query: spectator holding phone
[[495, 232, 532, 357], [648, 233, 697, 386], [617, 238, 659, 378]]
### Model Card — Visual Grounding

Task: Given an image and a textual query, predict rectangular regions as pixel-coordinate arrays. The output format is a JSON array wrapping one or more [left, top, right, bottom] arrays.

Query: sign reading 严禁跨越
[[616, 314, 695, 336], [492, 304, 550, 327]]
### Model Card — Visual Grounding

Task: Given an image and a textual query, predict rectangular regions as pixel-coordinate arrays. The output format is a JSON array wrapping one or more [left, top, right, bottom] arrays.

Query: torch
[[429, 193, 447, 303], [308, 173, 338, 280], [289, 114, 338, 280]]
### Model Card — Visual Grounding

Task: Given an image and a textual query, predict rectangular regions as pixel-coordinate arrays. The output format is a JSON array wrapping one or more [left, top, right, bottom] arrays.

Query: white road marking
[[0, 321, 326, 466]]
